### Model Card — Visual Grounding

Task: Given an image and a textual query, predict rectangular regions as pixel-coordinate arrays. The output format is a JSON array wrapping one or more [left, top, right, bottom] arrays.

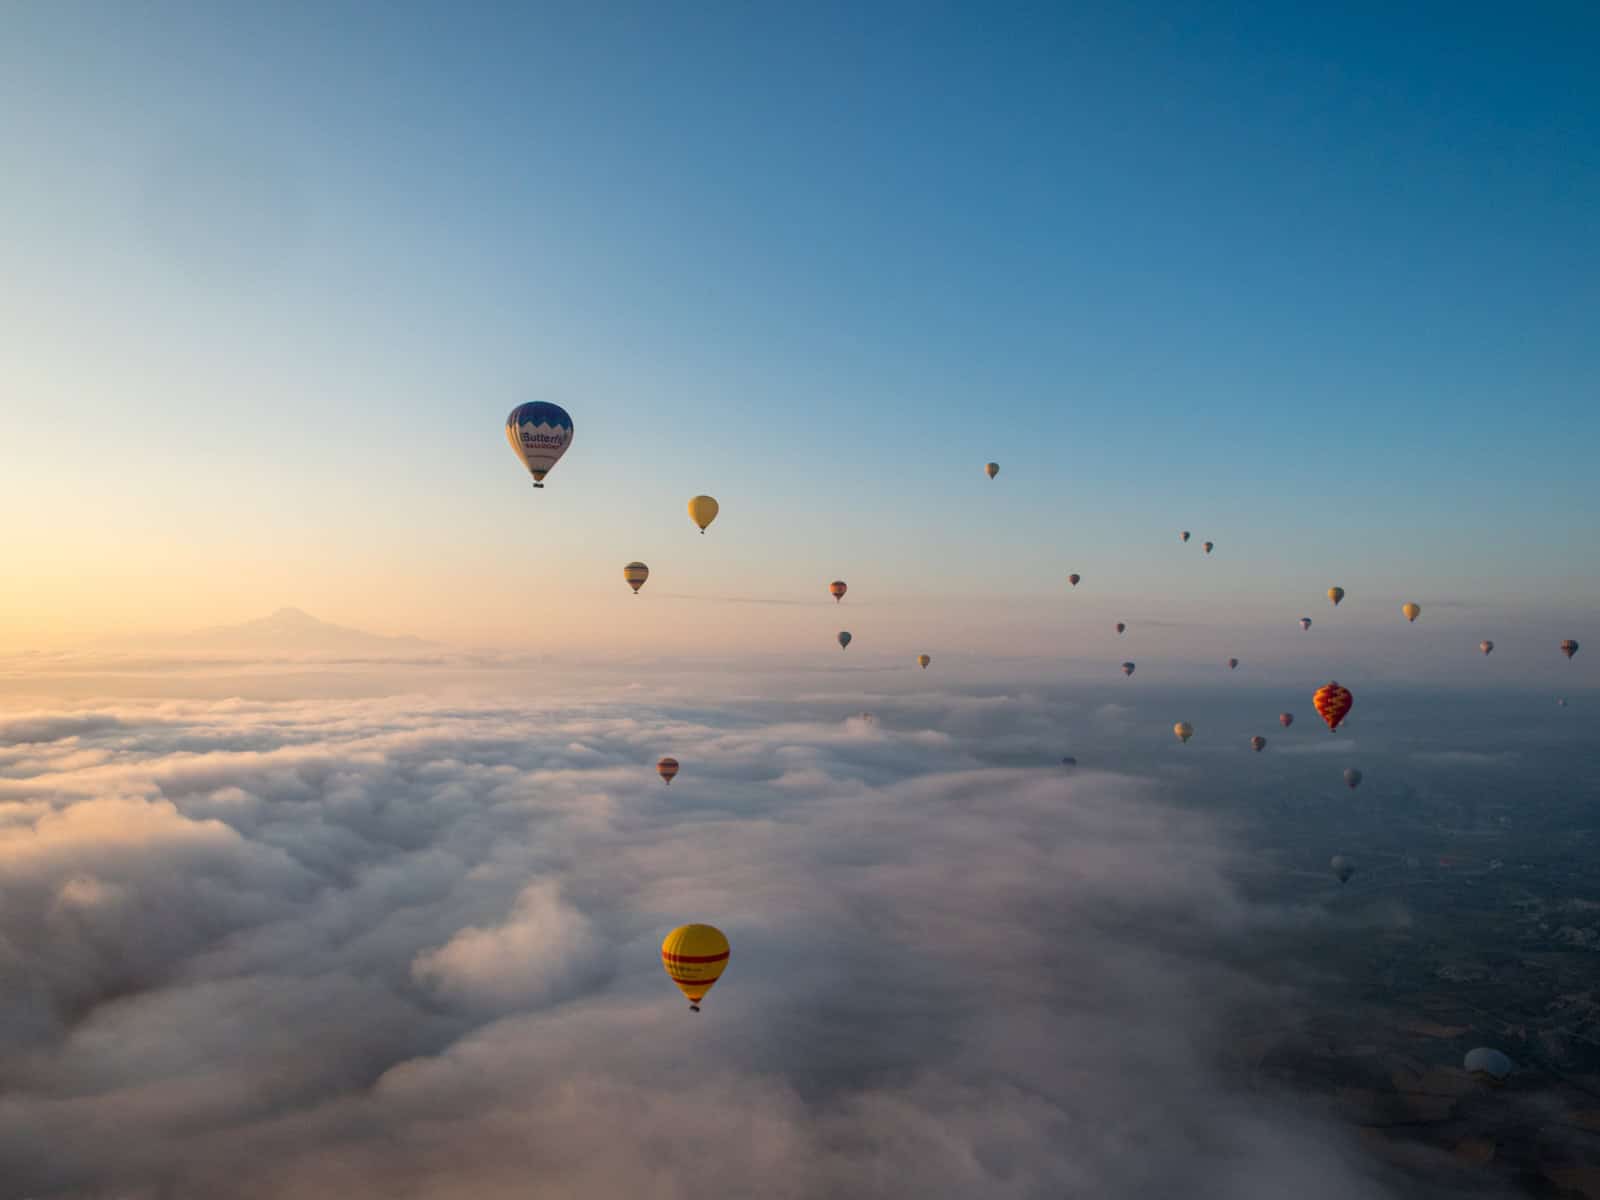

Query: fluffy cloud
[[0, 673, 1458, 1197]]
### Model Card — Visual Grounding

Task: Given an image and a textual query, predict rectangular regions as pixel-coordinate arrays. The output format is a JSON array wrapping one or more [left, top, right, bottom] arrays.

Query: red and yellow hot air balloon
[[1327, 587, 1345, 606], [916, 654, 931, 670], [829, 580, 847, 603], [624, 562, 649, 594], [661, 923, 729, 1012], [656, 756, 680, 785], [1313, 682, 1353, 732]]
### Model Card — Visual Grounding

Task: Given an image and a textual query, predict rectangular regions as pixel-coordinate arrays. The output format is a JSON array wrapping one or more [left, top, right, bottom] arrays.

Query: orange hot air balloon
[[656, 756, 680, 785], [829, 580, 847, 603], [661, 924, 729, 1012], [1402, 602, 1421, 623], [1313, 682, 1353, 732]]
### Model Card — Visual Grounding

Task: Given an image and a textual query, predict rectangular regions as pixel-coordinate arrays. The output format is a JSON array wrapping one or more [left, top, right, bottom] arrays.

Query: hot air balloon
[[661, 923, 729, 1012], [916, 654, 931, 670], [1480, 640, 1494, 656], [1314, 682, 1353, 731], [1330, 855, 1355, 884], [504, 402, 574, 488], [688, 495, 720, 534], [1561, 639, 1580, 660], [1279, 712, 1294, 728], [1464, 1048, 1512, 1084], [1227, 657, 1239, 670], [1115, 622, 1126, 635], [1327, 587, 1345, 606], [1344, 767, 1362, 790], [656, 756, 679, 785], [624, 562, 650, 594], [1068, 573, 1081, 588], [1061, 755, 1077, 766], [1180, 531, 1191, 543], [985, 462, 999, 479], [1121, 661, 1136, 677], [1299, 617, 1312, 631], [1250, 736, 1266, 753], [1202, 541, 1214, 555], [837, 631, 852, 650], [1173, 721, 1194, 743], [1402, 602, 1421, 623], [829, 580, 847, 603]]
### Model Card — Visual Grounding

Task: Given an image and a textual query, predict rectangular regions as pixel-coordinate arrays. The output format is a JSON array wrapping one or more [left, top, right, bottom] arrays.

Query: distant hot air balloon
[[1068, 573, 1081, 588], [656, 756, 679, 785], [985, 462, 999, 479], [829, 580, 847, 603], [1180, 531, 1191, 543], [1279, 712, 1294, 728], [1558, 697, 1568, 707], [1173, 721, 1194, 743], [1344, 767, 1362, 790], [1299, 617, 1312, 631], [1313, 682, 1353, 731], [1330, 855, 1355, 884], [1327, 587, 1345, 606], [1061, 755, 1077, 766], [837, 631, 852, 650], [1464, 1048, 1512, 1085], [1402, 602, 1421, 623], [1227, 657, 1239, 671], [1202, 541, 1214, 555], [624, 562, 650, 594], [1561, 639, 1580, 660], [917, 654, 931, 669], [1250, 736, 1266, 753], [687, 495, 720, 534], [1115, 622, 1126, 635], [504, 402, 574, 488], [1480, 640, 1494, 656], [1121, 661, 1136, 677], [661, 923, 729, 1012]]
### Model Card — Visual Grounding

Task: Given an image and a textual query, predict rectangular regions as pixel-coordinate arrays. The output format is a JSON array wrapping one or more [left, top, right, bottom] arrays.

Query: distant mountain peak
[[178, 608, 433, 655]]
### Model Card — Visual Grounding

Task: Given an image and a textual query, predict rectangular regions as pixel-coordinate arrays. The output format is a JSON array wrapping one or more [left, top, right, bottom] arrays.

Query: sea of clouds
[[0, 661, 1527, 1198]]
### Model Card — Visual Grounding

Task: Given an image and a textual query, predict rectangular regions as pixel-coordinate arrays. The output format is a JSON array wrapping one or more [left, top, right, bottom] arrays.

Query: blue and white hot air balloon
[[505, 402, 574, 488]]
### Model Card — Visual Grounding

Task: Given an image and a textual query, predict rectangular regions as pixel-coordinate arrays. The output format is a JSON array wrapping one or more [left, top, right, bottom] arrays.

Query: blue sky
[[1, 1, 1595, 654]]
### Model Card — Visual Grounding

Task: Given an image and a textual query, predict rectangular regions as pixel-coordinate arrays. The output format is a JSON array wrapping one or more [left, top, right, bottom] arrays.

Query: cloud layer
[[0, 673, 1482, 1197]]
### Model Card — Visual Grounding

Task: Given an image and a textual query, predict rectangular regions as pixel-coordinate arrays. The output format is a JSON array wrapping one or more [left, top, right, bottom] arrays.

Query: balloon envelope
[[687, 495, 720, 533], [1480, 640, 1494, 655], [1173, 721, 1194, 743], [985, 462, 999, 479], [1331, 855, 1355, 884], [661, 923, 729, 1010], [1250, 736, 1266, 752], [1327, 587, 1345, 606], [1202, 541, 1214, 554], [1279, 712, 1294, 728], [1464, 1047, 1512, 1083], [1344, 767, 1362, 789], [1314, 682, 1354, 731], [1068, 573, 1081, 587], [1121, 661, 1135, 677], [1115, 622, 1126, 634], [1402, 602, 1421, 622], [505, 402, 574, 487], [837, 631, 852, 649], [829, 580, 847, 603], [1561, 639, 1580, 660], [624, 562, 649, 594], [1227, 657, 1239, 670], [1180, 531, 1191, 543], [916, 654, 931, 669], [656, 756, 679, 784], [1299, 618, 1312, 631]]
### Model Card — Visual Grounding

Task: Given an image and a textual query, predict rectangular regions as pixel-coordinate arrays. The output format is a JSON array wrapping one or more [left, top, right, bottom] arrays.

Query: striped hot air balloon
[[505, 401, 574, 488], [623, 562, 649, 594], [1313, 682, 1354, 732], [661, 924, 729, 1012], [656, 756, 680, 785], [829, 580, 847, 603]]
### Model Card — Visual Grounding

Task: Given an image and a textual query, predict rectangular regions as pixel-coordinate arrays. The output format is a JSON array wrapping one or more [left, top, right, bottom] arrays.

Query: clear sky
[[2, 1, 1595, 666]]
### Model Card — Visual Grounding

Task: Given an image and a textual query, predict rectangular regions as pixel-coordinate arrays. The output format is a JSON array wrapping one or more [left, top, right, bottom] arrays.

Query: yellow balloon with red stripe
[[661, 923, 730, 1012], [623, 562, 649, 594]]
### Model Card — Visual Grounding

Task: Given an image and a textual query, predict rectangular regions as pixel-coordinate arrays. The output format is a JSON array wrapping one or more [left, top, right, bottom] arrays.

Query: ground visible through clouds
[[1, 656, 1597, 1198]]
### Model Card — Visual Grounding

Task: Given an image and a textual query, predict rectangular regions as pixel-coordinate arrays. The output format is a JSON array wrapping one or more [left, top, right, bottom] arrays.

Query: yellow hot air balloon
[[1173, 721, 1194, 743], [623, 562, 649, 594], [917, 654, 931, 669], [661, 923, 729, 1012], [1402, 602, 1421, 623], [687, 495, 720, 534], [1327, 587, 1345, 606]]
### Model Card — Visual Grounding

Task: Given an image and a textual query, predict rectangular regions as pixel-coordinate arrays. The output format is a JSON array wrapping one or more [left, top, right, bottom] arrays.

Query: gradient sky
[[2, 1, 1596, 664]]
